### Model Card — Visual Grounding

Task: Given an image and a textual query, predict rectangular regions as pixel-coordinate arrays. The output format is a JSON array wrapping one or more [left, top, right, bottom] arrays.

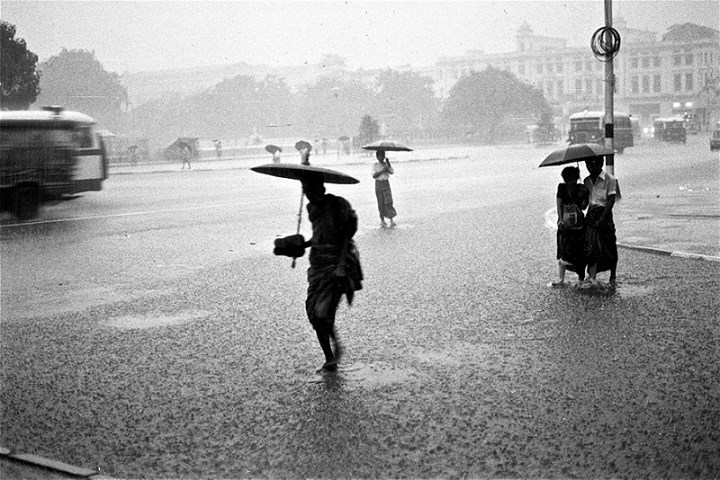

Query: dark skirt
[[585, 206, 618, 273], [557, 226, 585, 273], [375, 179, 397, 219]]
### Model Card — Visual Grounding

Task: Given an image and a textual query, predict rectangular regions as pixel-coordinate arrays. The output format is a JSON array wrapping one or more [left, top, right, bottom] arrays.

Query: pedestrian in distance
[[181, 144, 192, 170], [372, 149, 397, 228], [214, 140, 223, 159], [553, 166, 589, 287], [582, 156, 620, 290], [272, 147, 282, 163]]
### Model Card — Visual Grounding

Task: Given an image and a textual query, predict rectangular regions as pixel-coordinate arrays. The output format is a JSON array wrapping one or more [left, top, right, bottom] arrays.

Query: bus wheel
[[14, 185, 40, 220]]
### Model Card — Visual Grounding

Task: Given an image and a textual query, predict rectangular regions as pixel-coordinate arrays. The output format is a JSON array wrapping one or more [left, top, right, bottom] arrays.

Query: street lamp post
[[603, 0, 616, 176]]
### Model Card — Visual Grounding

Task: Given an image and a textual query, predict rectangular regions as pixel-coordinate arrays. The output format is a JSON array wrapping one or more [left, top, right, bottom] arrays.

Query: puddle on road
[[102, 309, 211, 330], [302, 362, 423, 390]]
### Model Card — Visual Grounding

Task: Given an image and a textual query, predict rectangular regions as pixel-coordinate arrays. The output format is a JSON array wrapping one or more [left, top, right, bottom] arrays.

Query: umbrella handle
[[291, 189, 304, 268]]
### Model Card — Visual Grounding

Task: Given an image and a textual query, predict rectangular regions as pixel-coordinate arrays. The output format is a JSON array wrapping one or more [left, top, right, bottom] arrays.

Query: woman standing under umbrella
[[372, 149, 397, 228], [553, 166, 589, 286]]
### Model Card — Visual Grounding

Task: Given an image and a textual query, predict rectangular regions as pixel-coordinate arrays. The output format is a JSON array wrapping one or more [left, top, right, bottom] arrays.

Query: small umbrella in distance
[[295, 140, 312, 152], [539, 143, 614, 168], [265, 144, 282, 154]]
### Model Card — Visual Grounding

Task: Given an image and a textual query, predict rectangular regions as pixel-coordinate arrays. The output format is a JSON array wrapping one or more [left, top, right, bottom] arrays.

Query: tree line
[[3, 20, 556, 148]]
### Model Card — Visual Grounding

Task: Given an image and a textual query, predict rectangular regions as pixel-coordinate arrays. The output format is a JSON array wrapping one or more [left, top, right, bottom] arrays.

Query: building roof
[[662, 23, 720, 42]]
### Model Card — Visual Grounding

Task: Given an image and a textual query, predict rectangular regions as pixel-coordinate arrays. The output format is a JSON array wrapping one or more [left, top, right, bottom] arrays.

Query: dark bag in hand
[[274, 234, 307, 258]]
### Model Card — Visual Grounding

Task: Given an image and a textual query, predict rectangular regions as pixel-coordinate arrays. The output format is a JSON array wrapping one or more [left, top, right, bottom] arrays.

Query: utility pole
[[604, 0, 615, 175]]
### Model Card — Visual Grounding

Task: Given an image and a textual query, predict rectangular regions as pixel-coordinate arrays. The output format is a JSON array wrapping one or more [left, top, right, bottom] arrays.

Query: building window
[[596, 79, 603, 95], [632, 76, 639, 94], [575, 79, 582, 94], [557, 80, 564, 96], [586, 61, 593, 71], [653, 56, 661, 67], [673, 55, 682, 66], [546, 63, 553, 73], [642, 57, 650, 68], [685, 54, 693, 66], [642, 75, 650, 93], [556, 62, 563, 73], [518, 63, 525, 75], [536, 63, 543, 74], [575, 61, 582, 72], [674, 74, 682, 92], [686, 73, 693, 91], [585, 78, 592, 94], [653, 74, 661, 93], [630, 57, 639, 69]]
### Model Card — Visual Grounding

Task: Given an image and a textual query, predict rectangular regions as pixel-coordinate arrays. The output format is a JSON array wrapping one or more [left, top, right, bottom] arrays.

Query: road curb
[[1, 447, 114, 479], [618, 242, 720, 262]]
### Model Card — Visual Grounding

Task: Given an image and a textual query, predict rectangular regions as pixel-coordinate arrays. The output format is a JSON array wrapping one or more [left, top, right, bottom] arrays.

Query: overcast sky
[[2, 1, 718, 75]]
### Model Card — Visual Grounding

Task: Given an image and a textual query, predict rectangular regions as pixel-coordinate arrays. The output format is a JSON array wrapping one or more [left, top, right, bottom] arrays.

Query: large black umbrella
[[539, 143, 613, 167], [251, 163, 359, 184], [252, 163, 359, 268], [361, 140, 413, 152], [265, 144, 282, 154]]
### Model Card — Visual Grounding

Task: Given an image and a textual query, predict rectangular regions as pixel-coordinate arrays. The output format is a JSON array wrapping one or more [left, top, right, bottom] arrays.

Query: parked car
[[710, 129, 720, 151]]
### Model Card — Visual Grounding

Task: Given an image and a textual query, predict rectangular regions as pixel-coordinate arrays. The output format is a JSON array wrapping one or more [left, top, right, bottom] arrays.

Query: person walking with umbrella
[[251, 163, 363, 372]]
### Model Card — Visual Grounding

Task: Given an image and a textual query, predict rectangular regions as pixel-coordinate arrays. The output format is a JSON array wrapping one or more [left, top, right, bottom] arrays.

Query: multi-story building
[[434, 19, 720, 131]]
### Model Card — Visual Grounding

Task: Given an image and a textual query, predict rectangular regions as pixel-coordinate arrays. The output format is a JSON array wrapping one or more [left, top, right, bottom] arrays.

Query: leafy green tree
[[372, 69, 440, 139], [35, 48, 128, 131], [1, 21, 41, 110], [442, 66, 548, 143]]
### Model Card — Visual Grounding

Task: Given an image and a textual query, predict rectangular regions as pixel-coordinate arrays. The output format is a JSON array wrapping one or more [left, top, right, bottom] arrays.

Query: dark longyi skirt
[[557, 226, 585, 273], [375, 179, 397, 219], [585, 206, 618, 273]]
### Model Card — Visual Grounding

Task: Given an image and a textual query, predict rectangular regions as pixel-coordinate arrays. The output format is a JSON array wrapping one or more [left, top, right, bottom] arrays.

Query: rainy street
[[1, 139, 719, 478]]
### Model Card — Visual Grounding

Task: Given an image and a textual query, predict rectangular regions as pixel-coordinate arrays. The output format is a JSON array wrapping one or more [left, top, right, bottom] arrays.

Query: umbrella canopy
[[265, 144, 282, 154], [295, 140, 312, 152], [538, 143, 614, 167], [362, 140, 413, 152], [338, 135, 350, 142], [251, 163, 359, 185]]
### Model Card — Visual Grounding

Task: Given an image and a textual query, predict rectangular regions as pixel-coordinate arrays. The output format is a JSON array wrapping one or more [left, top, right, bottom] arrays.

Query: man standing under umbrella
[[583, 156, 620, 289], [372, 149, 398, 228], [300, 175, 363, 370]]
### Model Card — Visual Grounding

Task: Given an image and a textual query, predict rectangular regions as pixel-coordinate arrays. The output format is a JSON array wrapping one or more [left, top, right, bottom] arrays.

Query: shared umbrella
[[539, 143, 613, 168]]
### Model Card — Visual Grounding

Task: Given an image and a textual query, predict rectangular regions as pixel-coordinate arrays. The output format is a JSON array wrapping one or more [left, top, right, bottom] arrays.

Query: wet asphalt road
[[1, 140, 719, 478]]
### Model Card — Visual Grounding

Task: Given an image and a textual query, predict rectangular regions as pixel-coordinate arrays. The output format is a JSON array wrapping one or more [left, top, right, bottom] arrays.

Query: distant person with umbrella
[[251, 162, 363, 372], [372, 149, 397, 228], [583, 156, 620, 289], [265, 144, 282, 163], [363, 140, 412, 228]]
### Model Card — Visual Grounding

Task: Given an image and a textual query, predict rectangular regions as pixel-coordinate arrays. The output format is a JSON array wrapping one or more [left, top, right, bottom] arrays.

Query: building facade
[[434, 20, 720, 131]]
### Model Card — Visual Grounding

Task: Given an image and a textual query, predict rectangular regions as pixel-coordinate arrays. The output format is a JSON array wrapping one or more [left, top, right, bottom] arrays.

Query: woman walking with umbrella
[[364, 140, 412, 229]]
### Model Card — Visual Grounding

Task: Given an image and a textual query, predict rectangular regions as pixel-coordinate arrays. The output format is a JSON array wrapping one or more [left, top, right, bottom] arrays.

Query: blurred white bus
[[0, 106, 108, 220]]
